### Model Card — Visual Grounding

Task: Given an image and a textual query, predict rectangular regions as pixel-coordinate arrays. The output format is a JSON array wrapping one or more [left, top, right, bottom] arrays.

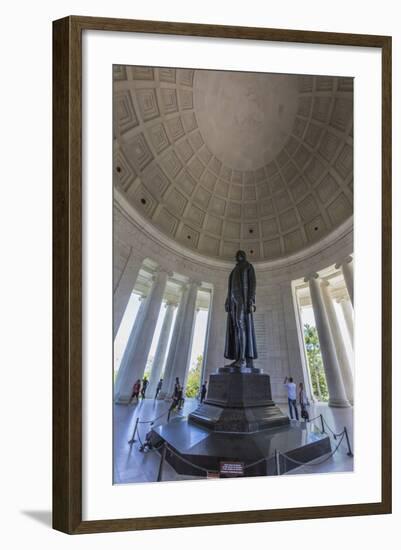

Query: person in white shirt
[[284, 376, 299, 420]]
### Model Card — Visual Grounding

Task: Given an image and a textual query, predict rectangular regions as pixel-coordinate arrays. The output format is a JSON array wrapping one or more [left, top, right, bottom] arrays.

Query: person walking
[[284, 376, 299, 420], [154, 378, 163, 400], [177, 384, 184, 410], [141, 377, 149, 399], [200, 381, 207, 403], [168, 383, 182, 418], [299, 382, 309, 421], [173, 377, 180, 399], [129, 379, 141, 405]]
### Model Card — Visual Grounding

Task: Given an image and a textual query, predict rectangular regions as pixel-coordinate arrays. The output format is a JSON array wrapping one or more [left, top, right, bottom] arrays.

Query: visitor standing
[[141, 377, 149, 399], [169, 383, 181, 416], [177, 384, 184, 410], [284, 376, 299, 420], [173, 377, 180, 399], [299, 382, 309, 421], [200, 381, 207, 403], [155, 378, 163, 400], [129, 379, 141, 405]]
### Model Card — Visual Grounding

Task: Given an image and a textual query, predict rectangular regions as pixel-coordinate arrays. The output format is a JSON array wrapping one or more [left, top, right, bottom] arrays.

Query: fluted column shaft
[[336, 257, 354, 306], [115, 270, 169, 403], [163, 281, 199, 396], [306, 274, 350, 408], [113, 250, 144, 338], [114, 294, 148, 399], [321, 281, 354, 405], [202, 283, 227, 382], [339, 297, 354, 348], [147, 301, 177, 397], [160, 286, 190, 398]]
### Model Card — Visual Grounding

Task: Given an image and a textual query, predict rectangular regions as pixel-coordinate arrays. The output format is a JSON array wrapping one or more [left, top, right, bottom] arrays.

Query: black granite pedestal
[[188, 369, 289, 433], [150, 367, 331, 477]]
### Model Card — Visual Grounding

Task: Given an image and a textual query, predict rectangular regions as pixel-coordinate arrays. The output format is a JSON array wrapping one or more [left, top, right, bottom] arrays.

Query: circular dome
[[194, 71, 298, 171], [113, 66, 353, 262]]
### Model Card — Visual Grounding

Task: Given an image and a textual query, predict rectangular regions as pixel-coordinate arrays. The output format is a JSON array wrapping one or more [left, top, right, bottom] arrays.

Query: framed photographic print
[[53, 16, 392, 534]]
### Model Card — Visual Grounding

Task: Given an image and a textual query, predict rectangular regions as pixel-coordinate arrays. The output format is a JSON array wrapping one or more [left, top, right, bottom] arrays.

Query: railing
[[127, 405, 182, 445], [306, 413, 353, 457], [126, 408, 353, 481]]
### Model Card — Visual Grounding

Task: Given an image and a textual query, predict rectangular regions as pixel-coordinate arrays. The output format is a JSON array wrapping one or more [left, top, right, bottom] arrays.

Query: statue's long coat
[[224, 260, 258, 360]]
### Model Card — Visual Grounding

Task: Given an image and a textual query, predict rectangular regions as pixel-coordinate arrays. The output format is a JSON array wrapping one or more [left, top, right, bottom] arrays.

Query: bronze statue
[[224, 250, 258, 368]]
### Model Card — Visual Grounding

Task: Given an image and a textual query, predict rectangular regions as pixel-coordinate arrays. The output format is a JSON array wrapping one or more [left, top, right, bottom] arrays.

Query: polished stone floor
[[114, 397, 354, 484]]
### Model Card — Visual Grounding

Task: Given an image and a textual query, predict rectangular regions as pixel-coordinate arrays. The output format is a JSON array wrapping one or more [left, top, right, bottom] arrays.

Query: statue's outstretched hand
[[247, 301, 256, 313]]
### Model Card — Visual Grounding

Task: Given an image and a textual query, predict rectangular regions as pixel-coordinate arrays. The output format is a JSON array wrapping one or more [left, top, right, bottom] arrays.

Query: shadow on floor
[[21, 510, 52, 528]]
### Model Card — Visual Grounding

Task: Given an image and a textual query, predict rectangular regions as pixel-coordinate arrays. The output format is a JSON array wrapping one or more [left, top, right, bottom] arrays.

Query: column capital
[[152, 267, 173, 281], [336, 294, 350, 304], [180, 279, 201, 294], [188, 279, 202, 288], [335, 256, 353, 270], [165, 299, 179, 308], [320, 279, 331, 288], [304, 272, 319, 283]]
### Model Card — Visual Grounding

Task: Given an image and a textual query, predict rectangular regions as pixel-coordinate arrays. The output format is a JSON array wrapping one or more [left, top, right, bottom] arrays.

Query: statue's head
[[235, 250, 247, 263]]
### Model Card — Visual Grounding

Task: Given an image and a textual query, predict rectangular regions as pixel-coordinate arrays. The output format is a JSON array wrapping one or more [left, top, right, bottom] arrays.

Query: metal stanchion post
[[343, 427, 354, 457], [320, 414, 325, 434], [128, 417, 139, 444], [275, 449, 281, 476], [157, 443, 167, 482]]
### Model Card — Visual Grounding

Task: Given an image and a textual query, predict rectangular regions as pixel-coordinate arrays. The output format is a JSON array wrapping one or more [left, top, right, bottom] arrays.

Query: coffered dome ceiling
[[113, 65, 353, 262]]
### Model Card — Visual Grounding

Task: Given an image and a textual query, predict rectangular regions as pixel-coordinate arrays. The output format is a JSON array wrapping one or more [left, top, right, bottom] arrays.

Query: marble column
[[147, 300, 177, 398], [305, 274, 350, 408], [335, 256, 354, 306], [159, 285, 190, 398], [162, 281, 199, 396], [321, 281, 354, 405], [338, 296, 354, 348], [114, 269, 169, 403], [113, 249, 144, 339], [202, 283, 227, 382], [114, 293, 148, 399]]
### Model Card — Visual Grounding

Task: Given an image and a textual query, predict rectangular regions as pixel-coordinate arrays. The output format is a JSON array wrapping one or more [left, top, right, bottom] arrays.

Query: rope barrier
[[137, 408, 171, 425], [166, 445, 219, 474], [307, 414, 324, 423], [277, 431, 346, 469], [128, 406, 184, 445], [129, 406, 353, 477], [166, 445, 278, 475], [243, 453, 276, 471], [320, 417, 346, 439]]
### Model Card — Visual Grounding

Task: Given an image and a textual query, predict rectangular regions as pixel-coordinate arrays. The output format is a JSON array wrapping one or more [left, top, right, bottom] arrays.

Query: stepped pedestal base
[[150, 418, 331, 477], [150, 367, 330, 477], [188, 369, 289, 433]]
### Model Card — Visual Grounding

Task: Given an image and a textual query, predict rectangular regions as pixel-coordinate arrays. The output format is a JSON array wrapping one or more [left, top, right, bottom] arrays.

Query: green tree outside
[[303, 324, 329, 402], [185, 354, 203, 398]]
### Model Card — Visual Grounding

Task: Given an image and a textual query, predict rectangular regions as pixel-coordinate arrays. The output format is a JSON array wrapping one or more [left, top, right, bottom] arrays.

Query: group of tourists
[[283, 376, 310, 421], [129, 376, 164, 404], [129, 374, 308, 421], [128, 372, 209, 409], [128, 376, 149, 404]]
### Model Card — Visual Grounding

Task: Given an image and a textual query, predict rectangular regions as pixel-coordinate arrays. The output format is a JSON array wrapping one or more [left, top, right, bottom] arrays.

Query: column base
[[328, 397, 351, 408], [157, 391, 171, 401], [114, 393, 132, 405]]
